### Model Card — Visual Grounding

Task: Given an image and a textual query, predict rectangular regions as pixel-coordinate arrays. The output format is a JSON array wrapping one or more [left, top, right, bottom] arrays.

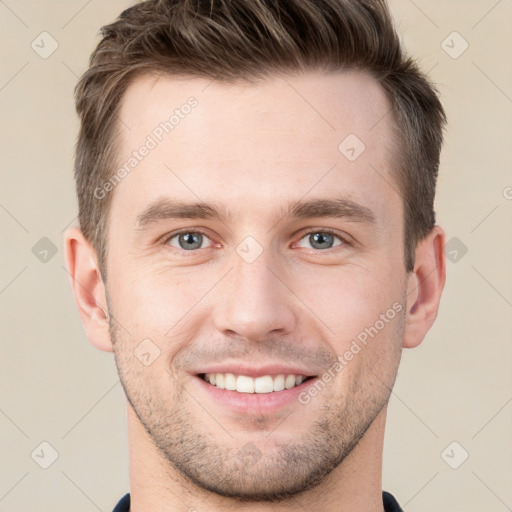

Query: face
[[105, 70, 408, 500]]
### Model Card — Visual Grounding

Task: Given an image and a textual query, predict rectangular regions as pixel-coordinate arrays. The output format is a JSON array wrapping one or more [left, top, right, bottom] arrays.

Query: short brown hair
[[74, 0, 446, 279]]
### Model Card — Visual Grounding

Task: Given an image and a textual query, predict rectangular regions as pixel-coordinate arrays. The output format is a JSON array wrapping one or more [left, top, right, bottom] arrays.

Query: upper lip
[[193, 363, 318, 378]]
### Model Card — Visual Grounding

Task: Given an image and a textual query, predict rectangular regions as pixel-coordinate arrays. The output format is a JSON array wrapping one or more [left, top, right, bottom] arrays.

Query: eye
[[160, 228, 350, 254], [164, 230, 213, 251], [295, 229, 348, 251]]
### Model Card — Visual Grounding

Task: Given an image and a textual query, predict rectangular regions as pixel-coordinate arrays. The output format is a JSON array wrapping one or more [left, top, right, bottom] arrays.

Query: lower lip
[[193, 375, 319, 415]]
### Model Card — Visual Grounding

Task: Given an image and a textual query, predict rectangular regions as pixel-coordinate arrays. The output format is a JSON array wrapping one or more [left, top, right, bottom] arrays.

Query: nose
[[212, 246, 297, 343]]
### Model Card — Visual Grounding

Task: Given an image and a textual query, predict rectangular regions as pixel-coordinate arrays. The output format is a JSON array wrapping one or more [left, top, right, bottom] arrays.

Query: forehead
[[112, 69, 399, 227]]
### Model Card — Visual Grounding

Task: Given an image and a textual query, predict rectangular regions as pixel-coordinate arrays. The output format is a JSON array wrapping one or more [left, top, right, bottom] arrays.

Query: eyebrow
[[135, 196, 377, 230]]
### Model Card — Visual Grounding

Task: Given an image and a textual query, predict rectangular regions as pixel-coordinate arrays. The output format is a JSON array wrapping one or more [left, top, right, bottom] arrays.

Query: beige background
[[1, 0, 511, 510]]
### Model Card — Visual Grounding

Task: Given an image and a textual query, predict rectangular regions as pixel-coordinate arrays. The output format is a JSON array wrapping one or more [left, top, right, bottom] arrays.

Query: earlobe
[[403, 225, 446, 349], [63, 226, 113, 353]]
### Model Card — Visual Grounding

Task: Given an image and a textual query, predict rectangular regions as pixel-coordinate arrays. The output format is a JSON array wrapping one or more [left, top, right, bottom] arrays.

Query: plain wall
[[1, 0, 511, 510]]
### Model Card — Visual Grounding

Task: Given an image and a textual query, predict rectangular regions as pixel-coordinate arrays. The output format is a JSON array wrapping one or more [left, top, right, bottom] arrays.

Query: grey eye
[[169, 232, 208, 251], [297, 232, 343, 250]]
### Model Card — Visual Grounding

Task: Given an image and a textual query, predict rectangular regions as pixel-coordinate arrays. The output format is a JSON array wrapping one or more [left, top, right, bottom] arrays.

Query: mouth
[[197, 372, 317, 394], [191, 365, 321, 415]]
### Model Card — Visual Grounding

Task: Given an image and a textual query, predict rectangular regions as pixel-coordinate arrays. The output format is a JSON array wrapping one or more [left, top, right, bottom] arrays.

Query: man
[[64, 0, 447, 510]]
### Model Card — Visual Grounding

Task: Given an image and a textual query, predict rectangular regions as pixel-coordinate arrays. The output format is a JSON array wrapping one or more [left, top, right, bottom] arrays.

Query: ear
[[63, 226, 113, 352], [403, 224, 446, 349]]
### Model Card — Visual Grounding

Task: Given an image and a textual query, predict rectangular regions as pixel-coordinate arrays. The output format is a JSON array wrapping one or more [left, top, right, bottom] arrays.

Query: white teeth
[[224, 373, 236, 390], [203, 373, 309, 393], [273, 374, 285, 391], [285, 375, 296, 389], [236, 375, 254, 393], [254, 375, 274, 393], [216, 373, 225, 389]]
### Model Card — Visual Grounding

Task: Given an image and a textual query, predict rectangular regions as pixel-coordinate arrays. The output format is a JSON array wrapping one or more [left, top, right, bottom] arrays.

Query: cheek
[[328, 299, 405, 409], [292, 260, 405, 392], [293, 260, 403, 336], [110, 264, 203, 333]]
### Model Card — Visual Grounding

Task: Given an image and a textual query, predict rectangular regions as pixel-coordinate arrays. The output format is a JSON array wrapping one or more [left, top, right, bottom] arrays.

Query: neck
[[126, 404, 387, 512]]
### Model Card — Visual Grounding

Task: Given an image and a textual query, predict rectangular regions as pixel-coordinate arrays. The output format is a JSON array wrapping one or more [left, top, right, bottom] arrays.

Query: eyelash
[[159, 227, 352, 254]]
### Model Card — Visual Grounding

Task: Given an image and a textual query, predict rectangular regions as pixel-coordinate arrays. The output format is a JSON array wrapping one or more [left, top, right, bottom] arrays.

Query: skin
[[64, 69, 446, 512]]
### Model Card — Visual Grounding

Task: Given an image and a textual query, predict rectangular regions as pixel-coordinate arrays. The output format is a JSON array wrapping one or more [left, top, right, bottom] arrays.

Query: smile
[[199, 372, 316, 393]]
